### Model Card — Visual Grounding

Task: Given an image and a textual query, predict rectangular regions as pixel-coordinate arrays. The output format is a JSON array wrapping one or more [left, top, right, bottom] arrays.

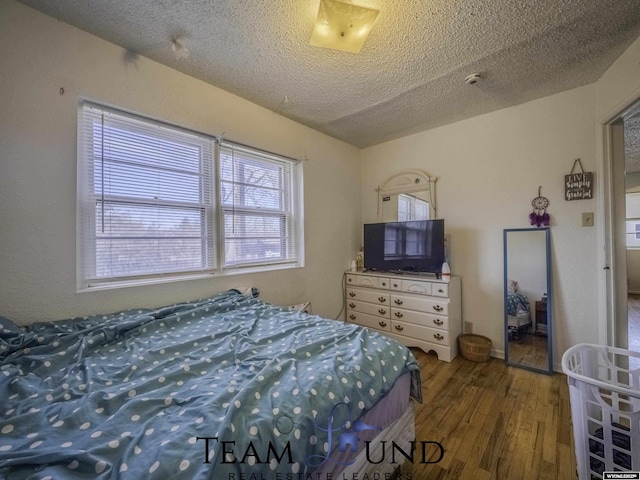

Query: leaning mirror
[[377, 170, 437, 222], [503, 227, 553, 374]]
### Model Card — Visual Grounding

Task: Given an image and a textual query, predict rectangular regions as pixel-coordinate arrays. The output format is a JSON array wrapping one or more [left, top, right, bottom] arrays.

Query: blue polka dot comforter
[[0, 290, 421, 479]]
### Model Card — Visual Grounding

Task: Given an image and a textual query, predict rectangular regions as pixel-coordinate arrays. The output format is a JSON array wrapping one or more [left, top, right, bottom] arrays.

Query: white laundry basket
[[562, 343, 640, 479]]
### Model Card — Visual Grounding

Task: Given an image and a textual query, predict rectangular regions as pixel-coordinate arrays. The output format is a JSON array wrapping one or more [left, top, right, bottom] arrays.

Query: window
[[78, 103, 302, 288], [219, 143, 300, 269], [383, 222, 427, 259], [626, 219, 640, 248], [397, 194, 430, 221]]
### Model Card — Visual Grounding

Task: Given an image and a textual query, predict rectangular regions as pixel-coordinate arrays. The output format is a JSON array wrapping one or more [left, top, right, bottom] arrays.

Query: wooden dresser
[[345, 270, 462, 362]]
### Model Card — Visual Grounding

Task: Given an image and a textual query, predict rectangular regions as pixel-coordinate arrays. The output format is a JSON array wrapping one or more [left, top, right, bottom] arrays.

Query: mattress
[[0, 290, 421, 478], [508, 311, 531, 328], [343, 401, 416, 477], [313, 372, 415, 476]]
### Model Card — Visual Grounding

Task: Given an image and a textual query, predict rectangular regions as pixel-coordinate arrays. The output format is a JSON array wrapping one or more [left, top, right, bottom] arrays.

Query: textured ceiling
[[626, 115, 640, 173], [17, 0, 640, 148]]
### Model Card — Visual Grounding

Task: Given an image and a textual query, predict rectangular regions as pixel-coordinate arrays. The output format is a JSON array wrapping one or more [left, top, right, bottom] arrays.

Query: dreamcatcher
[[529, 186, 550, 227]]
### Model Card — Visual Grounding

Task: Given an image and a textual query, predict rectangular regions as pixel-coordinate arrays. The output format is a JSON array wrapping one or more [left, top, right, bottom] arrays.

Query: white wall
[[0, 1, 362, 324], [595, 35, 640, 123], [361, 85, 598, 362]]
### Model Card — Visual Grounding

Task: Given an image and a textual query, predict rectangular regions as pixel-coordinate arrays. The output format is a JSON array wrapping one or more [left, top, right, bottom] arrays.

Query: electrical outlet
[[582, 212, 594, 227], [464, 321, 473, 333]]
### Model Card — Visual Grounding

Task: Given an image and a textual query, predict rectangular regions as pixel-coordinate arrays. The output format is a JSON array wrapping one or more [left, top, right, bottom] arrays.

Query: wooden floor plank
[[402, 349, 577, 479]]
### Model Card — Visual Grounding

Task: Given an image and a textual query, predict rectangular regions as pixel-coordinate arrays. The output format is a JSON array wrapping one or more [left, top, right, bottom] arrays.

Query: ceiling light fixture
[[310, 0, 380, 54]]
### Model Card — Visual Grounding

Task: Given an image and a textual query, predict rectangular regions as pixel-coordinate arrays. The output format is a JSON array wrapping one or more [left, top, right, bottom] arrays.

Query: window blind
[[78, 103, 216, 286], [219, 142, 300, 269]]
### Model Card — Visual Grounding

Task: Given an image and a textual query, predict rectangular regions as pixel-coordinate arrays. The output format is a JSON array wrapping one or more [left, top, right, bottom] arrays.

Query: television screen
[[363, 219, 445, 273]]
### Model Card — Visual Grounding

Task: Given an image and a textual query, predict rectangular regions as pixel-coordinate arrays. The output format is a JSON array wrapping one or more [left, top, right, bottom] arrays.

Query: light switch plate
[[582, 212, 594, 227]]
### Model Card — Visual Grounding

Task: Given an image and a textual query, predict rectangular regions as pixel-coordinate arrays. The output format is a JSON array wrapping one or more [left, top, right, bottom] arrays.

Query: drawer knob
[[393, 283, 399, 288], [349, 303, 356, 308], [349, 314, 356, 320], [437, 288, 444, 293], [433, 333, 444, 341], [394, 312, 403, 318], [379, 321, 387, 328], [349, 292, 356, 297], [381, 282, 387, 286], [394, 299, 403, 305], [433, 319, 444, 326], [378, 309, 387, 315], [394, 325, 404, 332], [433, 305, 443, 312], [378, 296, 387, 303]]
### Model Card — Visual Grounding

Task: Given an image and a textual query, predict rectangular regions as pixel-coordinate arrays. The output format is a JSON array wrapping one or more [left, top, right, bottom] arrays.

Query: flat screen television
[[363, 219, 445, 274]]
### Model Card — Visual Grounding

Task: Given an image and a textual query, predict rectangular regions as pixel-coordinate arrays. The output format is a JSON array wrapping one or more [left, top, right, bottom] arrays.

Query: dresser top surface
[[346, 269, 458, 284]]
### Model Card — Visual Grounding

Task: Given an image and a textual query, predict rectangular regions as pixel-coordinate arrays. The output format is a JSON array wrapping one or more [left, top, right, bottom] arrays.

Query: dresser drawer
[[390, 309, 449, 330], [425, 314, 449, 330], [346, 311, 391, 332], [346, 300, 390, 318], [346, 288, 390, 306], [431, 283, 449, 298], [390, 294, 449, 315], [401, 279, 432, 295], [346, 274, 390, 289], [390, 321, 450, 345]]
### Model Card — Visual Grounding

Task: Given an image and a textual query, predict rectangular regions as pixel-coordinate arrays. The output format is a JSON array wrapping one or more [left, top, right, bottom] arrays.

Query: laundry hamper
[[562, 343, 640, 479]]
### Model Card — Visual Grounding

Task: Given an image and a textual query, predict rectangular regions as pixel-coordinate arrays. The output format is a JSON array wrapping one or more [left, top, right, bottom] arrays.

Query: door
[[604, 99, 640, 350]]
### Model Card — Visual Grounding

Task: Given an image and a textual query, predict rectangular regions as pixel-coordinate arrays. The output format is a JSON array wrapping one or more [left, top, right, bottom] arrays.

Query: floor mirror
[[503, 227, 553, 374]]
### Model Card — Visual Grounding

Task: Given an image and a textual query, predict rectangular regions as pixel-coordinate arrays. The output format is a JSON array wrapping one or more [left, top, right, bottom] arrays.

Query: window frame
[[397, 193, 430, 221], [626, 218, 640, 249], [218, 142, 302, 271], [77, 102, 303, 290]]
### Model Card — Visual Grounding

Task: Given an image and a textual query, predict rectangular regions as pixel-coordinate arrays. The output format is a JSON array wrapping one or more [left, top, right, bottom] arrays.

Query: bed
[[0, 289, 421, 478], [506, 279, 531, 339]]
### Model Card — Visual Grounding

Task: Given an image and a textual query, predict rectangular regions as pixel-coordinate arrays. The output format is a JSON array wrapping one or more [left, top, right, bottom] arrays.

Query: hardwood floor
[[402, 349, 577, 479], [507, 332, 549, 371]]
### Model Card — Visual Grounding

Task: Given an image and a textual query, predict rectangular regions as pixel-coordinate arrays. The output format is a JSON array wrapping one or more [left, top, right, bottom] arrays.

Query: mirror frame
[[376, 169, 437, 221], [503, 227, 553, 374]]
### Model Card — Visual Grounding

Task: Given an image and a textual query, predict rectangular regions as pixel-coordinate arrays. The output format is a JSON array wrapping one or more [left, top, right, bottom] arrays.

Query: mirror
[[381, 191, 431, 222], [377, 170, 437, 222], [503, 227, 553, 374]]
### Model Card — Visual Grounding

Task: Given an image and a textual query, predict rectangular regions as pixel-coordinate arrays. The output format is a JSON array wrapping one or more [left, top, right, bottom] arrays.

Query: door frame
[[598, 95, 640, 348]]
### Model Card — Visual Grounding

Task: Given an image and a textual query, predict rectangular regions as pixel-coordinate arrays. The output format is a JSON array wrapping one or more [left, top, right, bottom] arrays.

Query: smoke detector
[[464, 73, 481, 85]]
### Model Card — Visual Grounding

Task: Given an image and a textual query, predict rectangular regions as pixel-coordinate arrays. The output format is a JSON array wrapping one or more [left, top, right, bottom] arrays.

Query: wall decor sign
[[565, 158, 593, 201]]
